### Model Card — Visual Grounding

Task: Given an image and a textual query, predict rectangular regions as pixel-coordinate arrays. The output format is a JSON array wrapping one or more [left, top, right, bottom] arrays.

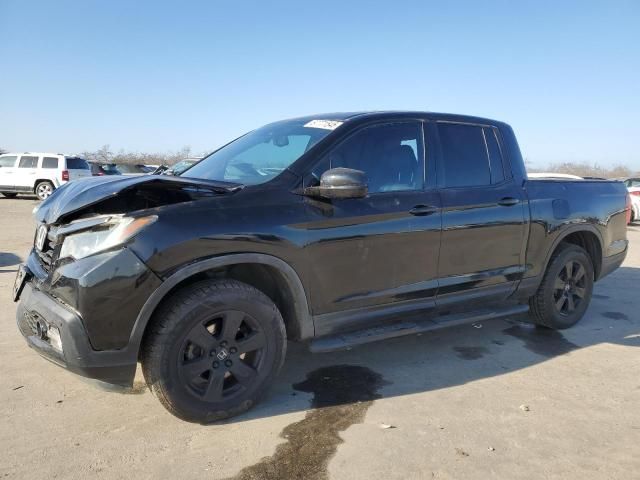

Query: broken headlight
[[59, 215, 157, 260]]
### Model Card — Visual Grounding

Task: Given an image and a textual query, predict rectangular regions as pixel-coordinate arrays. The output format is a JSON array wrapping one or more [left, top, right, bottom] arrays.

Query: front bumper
[[15, 246, 162, 386], [17, 282, 137, 385]]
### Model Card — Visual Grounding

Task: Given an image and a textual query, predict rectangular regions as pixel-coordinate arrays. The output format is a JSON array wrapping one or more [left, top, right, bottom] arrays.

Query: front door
[[0, 155, 19, 191], [434, 121, 526, 307], [301, 121, 441, 334], [14, 155, 39, 192]]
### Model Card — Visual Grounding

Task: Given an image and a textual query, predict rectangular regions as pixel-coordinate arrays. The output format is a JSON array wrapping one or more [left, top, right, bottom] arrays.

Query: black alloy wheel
[[552, 260, 588, 316], [529, 244, 594, 329], [178, 310, 267, 402], [141, 279, 287, 423]]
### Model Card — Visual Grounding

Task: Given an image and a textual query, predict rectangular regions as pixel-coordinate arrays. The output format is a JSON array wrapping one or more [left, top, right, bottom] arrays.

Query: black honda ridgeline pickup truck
[[14, 112, 629, 423]]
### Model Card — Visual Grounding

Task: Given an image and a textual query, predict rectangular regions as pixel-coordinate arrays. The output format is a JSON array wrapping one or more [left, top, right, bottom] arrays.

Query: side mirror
[[304, 167, 368, 199]]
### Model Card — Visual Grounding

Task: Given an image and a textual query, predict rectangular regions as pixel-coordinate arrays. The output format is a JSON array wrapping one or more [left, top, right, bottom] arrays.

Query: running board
[[309, 304, 529, 353]]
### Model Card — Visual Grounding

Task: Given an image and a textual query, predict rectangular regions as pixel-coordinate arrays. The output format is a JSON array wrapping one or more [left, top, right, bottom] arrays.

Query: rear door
[[65, 157, 91, 181], [14, 155, 39, 192], [41, 156, 61, 185], [0, 155, 19, 191], [435, 121, 526, 306], [302, 120, 442, 333]]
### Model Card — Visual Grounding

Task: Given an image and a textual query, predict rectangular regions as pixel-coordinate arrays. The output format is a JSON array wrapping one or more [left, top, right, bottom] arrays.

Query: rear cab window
[[437, 123, 507, 188]]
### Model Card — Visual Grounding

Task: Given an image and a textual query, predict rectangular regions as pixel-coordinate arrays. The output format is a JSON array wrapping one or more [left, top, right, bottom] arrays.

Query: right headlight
[[59, 215, 157, 260]]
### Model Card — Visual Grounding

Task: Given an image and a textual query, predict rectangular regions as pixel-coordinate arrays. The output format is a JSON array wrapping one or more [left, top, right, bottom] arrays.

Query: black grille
[[35, 228, 59, 272]]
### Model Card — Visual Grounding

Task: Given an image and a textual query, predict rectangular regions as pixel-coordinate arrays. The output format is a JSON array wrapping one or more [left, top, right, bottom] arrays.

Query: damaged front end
[[16, 175, 242, 385], [36, 174, 243, 224]]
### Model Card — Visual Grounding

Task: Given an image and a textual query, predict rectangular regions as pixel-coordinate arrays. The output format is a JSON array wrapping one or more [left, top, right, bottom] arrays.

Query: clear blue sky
[[1, 0, 639, 169]]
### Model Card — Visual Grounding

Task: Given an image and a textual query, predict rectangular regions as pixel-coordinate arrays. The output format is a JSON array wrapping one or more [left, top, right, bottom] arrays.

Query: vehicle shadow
[[1, 195, 38, 201], [230, 265, 640, 424], [0, 252, 22, 269]]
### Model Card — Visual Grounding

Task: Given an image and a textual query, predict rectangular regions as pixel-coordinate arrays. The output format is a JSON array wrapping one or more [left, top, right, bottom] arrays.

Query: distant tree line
[[527, 161, 637, 178], [80, 145, 206, 166]]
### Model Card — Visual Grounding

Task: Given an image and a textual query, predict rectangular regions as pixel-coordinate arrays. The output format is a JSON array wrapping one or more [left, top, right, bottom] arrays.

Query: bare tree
[[81, 145, 200, 166], [529, 161, 636, 179], [0, 147, 7, 155]]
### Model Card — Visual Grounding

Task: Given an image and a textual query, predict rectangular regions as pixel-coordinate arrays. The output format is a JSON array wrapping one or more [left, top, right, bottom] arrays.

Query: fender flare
[[541, 224, 604, 278], [126, 253, 314, 358]]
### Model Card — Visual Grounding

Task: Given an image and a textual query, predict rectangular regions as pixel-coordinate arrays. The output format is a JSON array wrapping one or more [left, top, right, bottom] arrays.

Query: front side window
[[438, 123, 491, 188], [0, 156, 17, 168], [312, 122, 425, 193], [42, 157, 59, 169], [184, 119, 337, 185], [18, 156, 38, 168]]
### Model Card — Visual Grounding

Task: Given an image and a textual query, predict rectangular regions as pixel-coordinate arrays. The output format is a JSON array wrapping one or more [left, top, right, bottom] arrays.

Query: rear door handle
[[409, 205, 439, 216], [498, 197, 519, 207]]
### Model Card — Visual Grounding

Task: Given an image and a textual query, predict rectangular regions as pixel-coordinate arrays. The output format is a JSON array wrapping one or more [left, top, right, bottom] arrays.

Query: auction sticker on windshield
[[304, 119, 343, 130]]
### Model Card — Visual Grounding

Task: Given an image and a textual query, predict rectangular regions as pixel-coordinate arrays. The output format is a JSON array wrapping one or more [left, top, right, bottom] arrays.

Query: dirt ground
[[1, 196, 639, 480]]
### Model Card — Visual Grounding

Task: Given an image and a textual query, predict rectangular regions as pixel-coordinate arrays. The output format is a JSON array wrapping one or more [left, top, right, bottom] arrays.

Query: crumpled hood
[[36, 175, 242, 224]]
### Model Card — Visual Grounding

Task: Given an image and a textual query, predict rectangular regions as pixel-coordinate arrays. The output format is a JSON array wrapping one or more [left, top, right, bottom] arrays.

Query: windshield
[[183, 119, 339, 185]]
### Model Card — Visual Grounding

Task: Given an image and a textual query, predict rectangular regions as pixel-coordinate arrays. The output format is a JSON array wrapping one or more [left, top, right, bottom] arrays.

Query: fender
[[512, 223, 604, 301], [544, 223, 603, 275], [126, 253, 314, 358]]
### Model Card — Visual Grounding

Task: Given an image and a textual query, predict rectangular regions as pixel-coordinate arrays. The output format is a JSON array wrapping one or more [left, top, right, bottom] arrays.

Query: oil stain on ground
[[503, 324, 579, 357], [228, 365, 387, 480], [603, 311, 630, 321], [453, 346, 488, 360]]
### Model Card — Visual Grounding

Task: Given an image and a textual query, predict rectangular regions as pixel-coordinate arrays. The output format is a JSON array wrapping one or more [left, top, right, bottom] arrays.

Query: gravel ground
[[1, 196, 639, 480]]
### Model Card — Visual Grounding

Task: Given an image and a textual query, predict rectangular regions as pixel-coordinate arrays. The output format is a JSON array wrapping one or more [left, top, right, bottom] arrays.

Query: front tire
[[529, 244, 594, 329], [35, 181, 54, 200], [141, 279, 287, 423]]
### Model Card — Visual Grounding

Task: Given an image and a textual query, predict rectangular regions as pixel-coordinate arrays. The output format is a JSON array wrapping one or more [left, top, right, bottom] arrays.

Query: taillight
[[626, 193, 632, 224], [630, 191, 640, 197], [61, 170, 70, 181]]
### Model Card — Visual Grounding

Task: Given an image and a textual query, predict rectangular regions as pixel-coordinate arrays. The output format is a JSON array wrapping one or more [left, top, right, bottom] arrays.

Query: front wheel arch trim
[[128, 254, 313, 359]]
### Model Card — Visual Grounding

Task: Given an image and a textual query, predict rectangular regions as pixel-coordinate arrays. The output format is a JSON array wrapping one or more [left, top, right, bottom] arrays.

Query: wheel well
[[557, 230, 602, 279], [34, 179, 54, 192], [145, 263, 302, 343]]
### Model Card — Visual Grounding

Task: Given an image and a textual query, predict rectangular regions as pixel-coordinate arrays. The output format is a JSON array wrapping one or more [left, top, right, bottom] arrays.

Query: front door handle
[[498, 197, 519, 207], [409, 205, 439, 216]]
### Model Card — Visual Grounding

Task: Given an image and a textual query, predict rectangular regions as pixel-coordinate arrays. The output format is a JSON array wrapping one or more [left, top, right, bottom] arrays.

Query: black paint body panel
[[15, 111, 629, 386]]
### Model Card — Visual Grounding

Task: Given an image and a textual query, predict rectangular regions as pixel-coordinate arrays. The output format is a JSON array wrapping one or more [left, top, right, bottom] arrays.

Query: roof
[[284, 110, 504, 126], [0, 152, 70, 157]]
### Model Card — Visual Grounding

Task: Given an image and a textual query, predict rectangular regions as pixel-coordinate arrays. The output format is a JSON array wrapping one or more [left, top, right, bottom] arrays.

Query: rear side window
[[65, 157, 90, 169], [18, 156, 38, 168], [42, 157, 59, 169], [483, 128, 505, 184], [438, 124, 490, 187], [0, 156, 17, 167]]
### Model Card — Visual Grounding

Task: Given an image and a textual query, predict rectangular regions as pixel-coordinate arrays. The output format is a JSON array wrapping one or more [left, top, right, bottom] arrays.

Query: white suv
[[0, 152, 92, 200]]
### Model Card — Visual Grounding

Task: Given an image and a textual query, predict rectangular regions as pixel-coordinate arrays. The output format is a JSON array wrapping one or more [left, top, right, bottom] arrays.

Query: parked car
[[0, 152, 91, 200], [89, 162, 121, 176], [161, 158, 201, 176], [527, 172, 583, 180], [619, 177, 640, 223], [116, 164, 153, 175], [14, 112, 629, 423]]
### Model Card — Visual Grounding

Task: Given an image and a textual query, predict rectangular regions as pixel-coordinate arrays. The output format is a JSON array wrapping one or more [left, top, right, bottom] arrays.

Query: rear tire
[[141, 279, 287, 423], [35, 181, 54, 200], [1, 192, 18, 198], [529, 244, 594, 329]]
